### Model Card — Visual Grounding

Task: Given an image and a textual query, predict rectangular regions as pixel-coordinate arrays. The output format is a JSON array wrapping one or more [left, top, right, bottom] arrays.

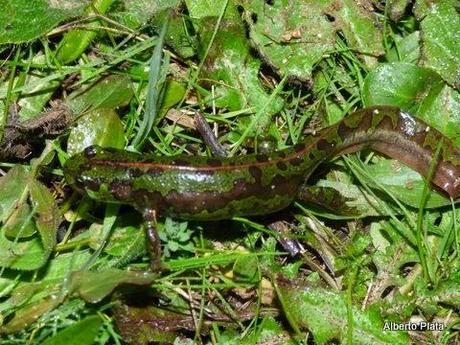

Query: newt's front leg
[[143, 208, 163, 271]]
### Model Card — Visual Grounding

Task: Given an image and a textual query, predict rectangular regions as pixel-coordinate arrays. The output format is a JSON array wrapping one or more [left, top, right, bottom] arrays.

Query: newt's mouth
[[63, 155, 88, 193]]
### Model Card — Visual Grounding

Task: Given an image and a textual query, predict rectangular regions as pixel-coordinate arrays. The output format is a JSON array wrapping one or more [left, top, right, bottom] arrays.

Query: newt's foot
[[148, 260, 170, 273], [143, 209, 169, 272], [146, 224, 168, 272]]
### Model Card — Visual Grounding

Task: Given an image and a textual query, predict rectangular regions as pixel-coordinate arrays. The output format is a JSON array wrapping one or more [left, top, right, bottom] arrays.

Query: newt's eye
[[76, 175, 86, 187], [84, 146, 99, 158], [74, 174, 100, 192], [84, 178, 101, 191]]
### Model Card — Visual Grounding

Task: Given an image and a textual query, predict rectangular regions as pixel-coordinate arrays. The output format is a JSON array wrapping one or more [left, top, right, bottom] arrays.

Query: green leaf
[[0, 295, 61, 334], [158, 80, 187, 118], [242, 0, 383, 81], [277, 279, 409, 344], [42, 315, 103, 345], [0, 252, 94, 333], [0, 165, 59, 270], [0, 0, 88, 44], [366, 159, 451, 208], [370, 222, 417, 290], [159, 218, 194, 257], [55, 0, 115, 64], [363, 62, 444, 112], [29, 180, 60, 254], [417, 83, 460, 147], [430, 278, 460, 308], [0, 166, 30, 223], [218, 317, 295, 344], [67, 75, 135, 114], [241, 0, 335, 82], [114, 297, 189, 343], [186, 0, 234, 19], [387, 31, 420, 63], [0, 234, 47, 270], [97, 225, 146, 257], [152, 7, 197, 59], [233, 254, 259, 283], [112, 0, 180, 30], [363, 62, 460, 145], [0, 167, 50, 270], [3, 203, 36, 238], [188, 1, 284, 126], [420, 2, 460, 89], [333, 0, 385, 65], [67, 108, 125, 155], [413, 0, 460, 19], [69, 269, 155, 303], [168, 241, 179, 252], [15, 73, 61, 121]]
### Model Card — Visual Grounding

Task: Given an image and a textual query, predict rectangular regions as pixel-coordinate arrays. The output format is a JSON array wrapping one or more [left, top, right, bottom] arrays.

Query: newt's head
[[63, 145, 139, 203]]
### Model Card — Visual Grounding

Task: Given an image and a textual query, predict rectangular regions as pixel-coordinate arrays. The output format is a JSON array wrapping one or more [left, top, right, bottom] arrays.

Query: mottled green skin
[[64, 106, 460, 221]]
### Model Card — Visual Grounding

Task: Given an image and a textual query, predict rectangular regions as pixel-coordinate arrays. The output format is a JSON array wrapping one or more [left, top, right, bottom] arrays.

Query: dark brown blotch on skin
[[255, 154, 269, 162], [110, 179, 133, 201], [294, 143, 306, 153], [80, 163, 92, 172], [146, 168, 163, 177], [337, 121, 352, 140], [270, 174, 290, 188], [207, 158, 223, 167], [276, 161, 288, 171], [102, 147, 119, 154], [233, 177, 248, 188], [171, 159, 191, 166], [374, 113, 395, 131], [356, 110, 373, 131], [317, 139, 334, 152], [290, 156, 303, 166], [249, 165, 262, 180], [128, 168, 143, 178], [132, 188, 163, 211]]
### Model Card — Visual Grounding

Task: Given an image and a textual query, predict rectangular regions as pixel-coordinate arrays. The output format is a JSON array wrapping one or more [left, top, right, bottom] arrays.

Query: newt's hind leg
[[143, 209, 166, 271]]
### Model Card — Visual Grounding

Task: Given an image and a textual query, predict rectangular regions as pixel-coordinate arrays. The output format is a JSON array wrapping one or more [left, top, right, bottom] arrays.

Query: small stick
[[193, 111, 227, 158], [193, 114, 304, 257]]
